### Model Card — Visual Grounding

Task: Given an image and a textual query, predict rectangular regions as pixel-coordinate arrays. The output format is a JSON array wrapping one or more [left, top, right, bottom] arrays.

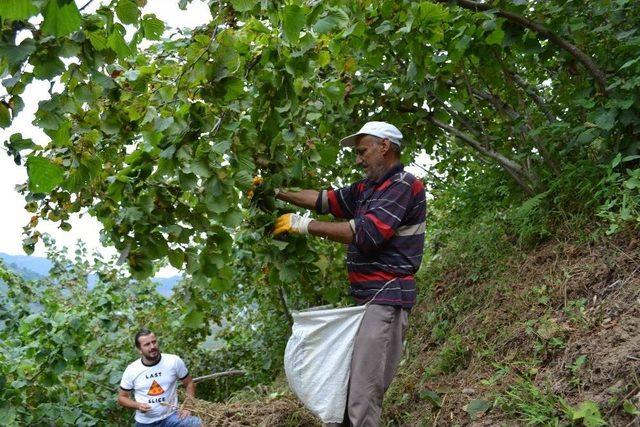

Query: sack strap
[[364, 278, 396, 307]]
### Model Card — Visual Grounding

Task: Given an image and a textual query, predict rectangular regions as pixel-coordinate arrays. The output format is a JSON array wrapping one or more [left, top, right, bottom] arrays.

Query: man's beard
[[145, 350, 161, 362]]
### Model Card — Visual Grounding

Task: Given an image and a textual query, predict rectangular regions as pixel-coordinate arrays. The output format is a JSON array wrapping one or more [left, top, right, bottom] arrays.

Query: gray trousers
[[327, 304, 410, 427]]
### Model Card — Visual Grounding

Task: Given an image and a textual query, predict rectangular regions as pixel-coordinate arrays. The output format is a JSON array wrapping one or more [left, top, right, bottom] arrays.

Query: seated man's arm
[[181, 374, 196, 399], [179, 374, 197, 419], [117, 388, 149, 412]]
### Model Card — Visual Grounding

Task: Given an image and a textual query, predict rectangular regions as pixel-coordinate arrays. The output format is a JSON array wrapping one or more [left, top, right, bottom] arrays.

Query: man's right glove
[[273, 213, 312, 237]]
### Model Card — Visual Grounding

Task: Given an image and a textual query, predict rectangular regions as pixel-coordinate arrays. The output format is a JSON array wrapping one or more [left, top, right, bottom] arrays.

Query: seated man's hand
[[137, 402, 151, 412], [273, 213, 312, 236], [179, 409, 191, 419]]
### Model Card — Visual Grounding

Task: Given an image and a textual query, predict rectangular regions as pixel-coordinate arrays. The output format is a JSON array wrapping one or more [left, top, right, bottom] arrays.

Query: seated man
[[117, 329, 201, 427]]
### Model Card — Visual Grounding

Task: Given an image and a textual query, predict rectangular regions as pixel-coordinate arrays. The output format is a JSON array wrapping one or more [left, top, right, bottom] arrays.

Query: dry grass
[[166, 394, 320, 427]]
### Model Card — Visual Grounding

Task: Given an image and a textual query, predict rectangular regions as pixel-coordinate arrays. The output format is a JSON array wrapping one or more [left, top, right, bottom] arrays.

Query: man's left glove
[[273, 213, 312, 237]]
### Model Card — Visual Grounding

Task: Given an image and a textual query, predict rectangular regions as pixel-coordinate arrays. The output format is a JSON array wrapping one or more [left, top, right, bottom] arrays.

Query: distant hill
[[0, 252, 181, 296], [0, 253, 52, 279]]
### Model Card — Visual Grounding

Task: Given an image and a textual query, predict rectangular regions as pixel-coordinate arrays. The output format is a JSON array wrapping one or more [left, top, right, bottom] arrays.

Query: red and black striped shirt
[[316, 164, 426, 308]]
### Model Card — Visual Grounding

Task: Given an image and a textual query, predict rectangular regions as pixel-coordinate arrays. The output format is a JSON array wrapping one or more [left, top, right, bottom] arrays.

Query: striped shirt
[[316, 164, 426, 308]]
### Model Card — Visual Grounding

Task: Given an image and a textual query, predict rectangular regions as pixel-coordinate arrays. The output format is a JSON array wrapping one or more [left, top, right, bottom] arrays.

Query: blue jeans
[[135, 411, 202, 427]]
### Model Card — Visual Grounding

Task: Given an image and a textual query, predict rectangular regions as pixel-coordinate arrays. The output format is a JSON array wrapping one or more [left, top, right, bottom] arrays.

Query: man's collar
[[369, 163, 404, 186], [141, 354, 162, 367]]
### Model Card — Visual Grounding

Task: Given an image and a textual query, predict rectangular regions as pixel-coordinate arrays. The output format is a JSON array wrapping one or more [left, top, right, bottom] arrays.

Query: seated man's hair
[[134, 328, 153, 348]]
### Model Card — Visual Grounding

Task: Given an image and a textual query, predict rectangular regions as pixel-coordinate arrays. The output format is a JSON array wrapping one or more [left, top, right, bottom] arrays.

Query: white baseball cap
[[339, 121, 403, 147]]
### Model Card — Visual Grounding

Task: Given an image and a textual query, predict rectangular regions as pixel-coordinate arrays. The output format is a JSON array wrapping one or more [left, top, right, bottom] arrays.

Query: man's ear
[[381, 138, 391, 155]]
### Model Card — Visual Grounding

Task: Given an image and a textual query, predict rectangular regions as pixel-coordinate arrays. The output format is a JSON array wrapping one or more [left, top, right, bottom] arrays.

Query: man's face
[[355, 135, 388, 180], [137, 333, 160, 362]]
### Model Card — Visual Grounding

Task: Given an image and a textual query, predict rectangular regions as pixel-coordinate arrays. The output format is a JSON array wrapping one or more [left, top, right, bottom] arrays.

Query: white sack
[[284, 305, 366, 424]]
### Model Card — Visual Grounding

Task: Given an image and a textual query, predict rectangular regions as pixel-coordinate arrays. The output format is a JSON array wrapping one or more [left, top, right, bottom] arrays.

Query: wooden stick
[[193, 370, 246, 383], [432, 393, 447, 427]]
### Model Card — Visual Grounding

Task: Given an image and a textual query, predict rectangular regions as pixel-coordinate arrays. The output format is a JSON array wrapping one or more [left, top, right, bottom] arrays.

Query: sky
[[0, 1, 432, 275]]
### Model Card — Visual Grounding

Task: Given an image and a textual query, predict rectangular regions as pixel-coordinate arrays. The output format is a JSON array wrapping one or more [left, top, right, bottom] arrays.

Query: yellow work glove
[[273, 213, 312, 237]]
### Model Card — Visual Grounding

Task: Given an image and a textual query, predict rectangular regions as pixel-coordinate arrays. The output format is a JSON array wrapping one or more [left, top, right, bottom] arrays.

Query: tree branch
[[444, 79, 520, 121], [279, 286, 293, 327], [437, 0, 608, 94], [79, 0, 95, 12], [400, 102, 538, 194], [510, 74, 556, 124], [192, 370, 245, 383], [428, 116, 527, 177], [491, 54, 562, 175], [428, 92, 482, 136], [447, 76, 560, 177]]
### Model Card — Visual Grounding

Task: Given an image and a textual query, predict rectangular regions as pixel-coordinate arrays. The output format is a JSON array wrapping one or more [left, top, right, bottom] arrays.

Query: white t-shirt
[[120, 353, 189, 424]]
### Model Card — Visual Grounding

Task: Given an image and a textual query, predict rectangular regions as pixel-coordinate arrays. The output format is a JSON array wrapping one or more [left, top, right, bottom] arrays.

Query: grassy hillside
[[384, 228, 640, 426]]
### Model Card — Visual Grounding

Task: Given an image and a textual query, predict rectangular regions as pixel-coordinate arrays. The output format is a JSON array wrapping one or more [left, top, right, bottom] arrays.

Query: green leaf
[[141, 15, 165, 40], [575, 128, 598, 145], [168, 249, 185, 269], [570, 401, 606, 427], [594, 109, 617, 131], [417, 2, 448, 23], [229, 0, 257, 12], [624, 177, 640, 189], [619, 56, 639, 71], [154, 116, 174, 132], [0, 103, 10, 128], [27, 156, 64, 193], [223, 77, 245, 101], [419, 389, 442, 408], [115, 0, 140, 25], [44, 120, 71, 146], [205, 194, 230, 214], [183, 309, 205, 329], [282, 5, 306, 43], [234, 170, 253, 190], [0, 38, 36, 70], [278, 263, 299, 283], [108, 28, 133, 59], [87, 31, 108, 50], [313, 8, 350, 35], [485, 28, 504, 45], [41, 0, 82, 37], [0, 0, 38, 20], [221, 210, 243, 228], [465, 399, 492, 419], [6, 133, 36, 153], [623, 400, 640, 416], [611, 152, 623, 168], [31, 55, 65, 79], [189, 159, 211, 177], [235, 152, 255, 172], [317, 50, 330, 67]]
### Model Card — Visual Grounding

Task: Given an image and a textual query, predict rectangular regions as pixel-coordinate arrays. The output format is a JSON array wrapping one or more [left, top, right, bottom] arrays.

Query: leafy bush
[[0, 244, 207, 426], [596, 154, 640, 234]]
